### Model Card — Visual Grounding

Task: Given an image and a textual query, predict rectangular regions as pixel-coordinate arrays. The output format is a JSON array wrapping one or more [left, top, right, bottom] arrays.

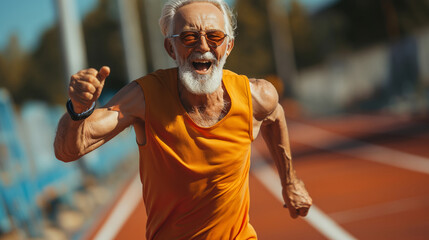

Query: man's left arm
[[251, 79, 312, 219]]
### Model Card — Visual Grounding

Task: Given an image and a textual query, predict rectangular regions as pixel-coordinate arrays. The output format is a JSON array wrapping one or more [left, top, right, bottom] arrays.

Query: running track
[[85, 113, 429, 240]]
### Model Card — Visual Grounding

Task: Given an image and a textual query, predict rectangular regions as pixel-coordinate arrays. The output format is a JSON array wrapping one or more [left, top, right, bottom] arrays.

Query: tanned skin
[[54, 2, 311, 219]]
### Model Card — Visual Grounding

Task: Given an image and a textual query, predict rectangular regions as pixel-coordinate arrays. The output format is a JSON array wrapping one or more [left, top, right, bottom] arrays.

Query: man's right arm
[[54, 66, 145, 162]]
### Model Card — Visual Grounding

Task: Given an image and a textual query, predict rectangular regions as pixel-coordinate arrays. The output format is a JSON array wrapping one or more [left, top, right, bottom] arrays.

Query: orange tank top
[[135, 68, 257, 240]]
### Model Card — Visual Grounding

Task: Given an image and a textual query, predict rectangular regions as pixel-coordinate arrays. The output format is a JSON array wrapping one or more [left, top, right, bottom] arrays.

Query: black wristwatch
[[66, 99, 96, 121]]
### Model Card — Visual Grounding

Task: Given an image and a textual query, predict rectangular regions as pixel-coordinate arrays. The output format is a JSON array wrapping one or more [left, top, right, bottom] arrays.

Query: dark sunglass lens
[[177, 31, 226, 47], [206, 31, 225, 46], [180, 31, 199, 46]]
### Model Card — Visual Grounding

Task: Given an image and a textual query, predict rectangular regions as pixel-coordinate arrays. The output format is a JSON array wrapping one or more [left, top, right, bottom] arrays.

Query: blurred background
[[1, 0, 429, 239]]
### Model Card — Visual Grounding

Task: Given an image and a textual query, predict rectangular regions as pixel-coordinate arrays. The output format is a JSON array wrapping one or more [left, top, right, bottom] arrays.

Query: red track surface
[[87, 113, 429, 240]]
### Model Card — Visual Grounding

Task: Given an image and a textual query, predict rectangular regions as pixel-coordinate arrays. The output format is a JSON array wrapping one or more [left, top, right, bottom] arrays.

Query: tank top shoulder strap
[[222, 69, 254, 141], [134, 68, 179, 118]]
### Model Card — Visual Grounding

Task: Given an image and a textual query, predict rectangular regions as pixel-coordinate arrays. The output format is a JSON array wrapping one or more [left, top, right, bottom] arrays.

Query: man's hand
[[69, 66, 110, 113], [282, 178, 312, 218]]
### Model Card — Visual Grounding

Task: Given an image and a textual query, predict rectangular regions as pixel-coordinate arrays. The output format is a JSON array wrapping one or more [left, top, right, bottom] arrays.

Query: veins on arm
[[250, 78, 295, 185], [250, 78, 312, 215], [54, 82, 145, 162]]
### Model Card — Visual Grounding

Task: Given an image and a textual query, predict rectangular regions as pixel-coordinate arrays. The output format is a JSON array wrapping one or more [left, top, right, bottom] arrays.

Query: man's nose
[[194, 35, 211, 52]]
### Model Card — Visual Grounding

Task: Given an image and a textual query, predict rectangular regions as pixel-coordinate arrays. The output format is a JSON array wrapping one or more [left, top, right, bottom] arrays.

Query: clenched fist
[[69, 66, 110, 113], [283, 178, 312, 219]]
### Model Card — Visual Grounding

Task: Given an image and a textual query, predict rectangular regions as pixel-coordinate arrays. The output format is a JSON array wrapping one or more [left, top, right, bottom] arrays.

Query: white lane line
[[251, 158, 357, 240], [290, 121, 429, 175], [93, 175, 142, 240], [330, 195, 429, 224]]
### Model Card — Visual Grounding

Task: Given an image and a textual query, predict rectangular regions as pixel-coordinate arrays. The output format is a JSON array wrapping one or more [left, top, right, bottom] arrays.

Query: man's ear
[[226, 38, 234, 56], [164, 38, 176, 60]]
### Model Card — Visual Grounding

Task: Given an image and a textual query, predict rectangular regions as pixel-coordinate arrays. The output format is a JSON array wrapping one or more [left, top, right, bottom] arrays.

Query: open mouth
[[192, 61, 212, 73]]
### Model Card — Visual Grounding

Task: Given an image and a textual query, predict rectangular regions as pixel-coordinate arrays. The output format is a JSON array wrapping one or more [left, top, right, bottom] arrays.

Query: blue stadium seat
[[0, 89, 42, 237], [0, 198, 11, 234], [20, 102, 83, 205]]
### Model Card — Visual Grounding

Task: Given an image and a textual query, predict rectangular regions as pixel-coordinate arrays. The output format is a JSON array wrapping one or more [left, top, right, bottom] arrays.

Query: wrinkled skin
[[55, 1, 312, 219]]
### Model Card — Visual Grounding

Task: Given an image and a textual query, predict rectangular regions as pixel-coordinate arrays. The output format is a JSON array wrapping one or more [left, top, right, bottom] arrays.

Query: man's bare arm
[[54, 67, 145, 162], [250, 79, 312, 219]]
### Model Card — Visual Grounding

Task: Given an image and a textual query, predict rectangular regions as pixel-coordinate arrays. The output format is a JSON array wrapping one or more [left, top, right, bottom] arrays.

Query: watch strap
[[66, 99, 96, 121]]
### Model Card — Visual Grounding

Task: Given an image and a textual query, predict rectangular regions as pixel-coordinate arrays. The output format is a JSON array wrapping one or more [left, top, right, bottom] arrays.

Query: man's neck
[[178, 80, 230, 127], [178, 79, 224, 111]]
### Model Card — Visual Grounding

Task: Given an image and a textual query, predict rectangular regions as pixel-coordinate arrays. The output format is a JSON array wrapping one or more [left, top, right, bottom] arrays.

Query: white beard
[[175, 49, 228, 95]]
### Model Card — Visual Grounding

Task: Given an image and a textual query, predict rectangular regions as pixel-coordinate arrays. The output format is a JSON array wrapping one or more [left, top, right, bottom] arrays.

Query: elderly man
[[54, 0, 312, 239]]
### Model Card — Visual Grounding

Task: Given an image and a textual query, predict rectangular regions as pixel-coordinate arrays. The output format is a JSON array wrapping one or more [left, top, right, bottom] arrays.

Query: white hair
[[159, 0, 236, 39]]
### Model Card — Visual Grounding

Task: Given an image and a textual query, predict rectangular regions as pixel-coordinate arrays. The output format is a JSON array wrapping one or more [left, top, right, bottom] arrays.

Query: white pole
[[267, 0, 297, 96], [117, 0, 147, 82], [56, 0, 87, 86], [143, 0, 176, 69]]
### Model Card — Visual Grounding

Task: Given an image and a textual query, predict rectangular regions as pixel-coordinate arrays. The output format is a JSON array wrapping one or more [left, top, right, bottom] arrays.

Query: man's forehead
[[173, 2, 225, 31]]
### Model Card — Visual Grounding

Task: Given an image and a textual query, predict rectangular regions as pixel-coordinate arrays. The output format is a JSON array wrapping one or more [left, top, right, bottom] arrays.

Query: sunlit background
[[1, 0, 429, 239]]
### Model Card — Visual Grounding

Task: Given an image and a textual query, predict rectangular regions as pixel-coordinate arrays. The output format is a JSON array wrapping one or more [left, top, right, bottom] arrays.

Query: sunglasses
[[168, 30, 228, 48]]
